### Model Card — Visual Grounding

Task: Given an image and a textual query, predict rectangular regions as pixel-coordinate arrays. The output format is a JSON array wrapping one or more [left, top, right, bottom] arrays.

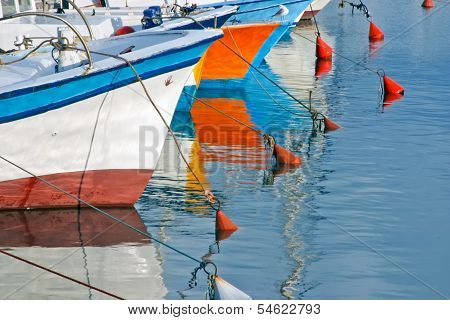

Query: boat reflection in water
[[146, 68, 316, 211], [191, 93, 267, 170], [0, 207, 166, 299], [147, 89, 275, 210], [139, 33, 331, 298], [261, 30, 333, 299]]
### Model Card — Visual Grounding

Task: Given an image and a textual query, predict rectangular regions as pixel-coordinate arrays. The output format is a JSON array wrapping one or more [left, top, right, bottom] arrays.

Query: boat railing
[[0, 12, 94, 71]]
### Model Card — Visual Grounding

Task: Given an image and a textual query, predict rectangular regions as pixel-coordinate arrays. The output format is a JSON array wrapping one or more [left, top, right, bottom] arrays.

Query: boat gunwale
[[0, 29, 223, 98]]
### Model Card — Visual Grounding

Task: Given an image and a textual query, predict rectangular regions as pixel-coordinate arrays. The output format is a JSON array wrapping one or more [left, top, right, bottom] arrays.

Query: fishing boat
[[0, 2, 236, 115], [102, 0, 311, 26], [196, 0, 314, 88], [0, 207, 167, 299], [66, 0, 314, 88], [0, 22, 222, 209], [0, 2, 236, 51]]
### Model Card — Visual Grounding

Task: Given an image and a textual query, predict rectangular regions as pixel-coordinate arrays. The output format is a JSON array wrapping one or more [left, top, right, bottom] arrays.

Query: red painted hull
[[0, 169, 153, 210]]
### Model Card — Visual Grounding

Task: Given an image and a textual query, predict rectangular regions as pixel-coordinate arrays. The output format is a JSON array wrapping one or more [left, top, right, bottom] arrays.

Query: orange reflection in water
[[190, 97, 267, 169]]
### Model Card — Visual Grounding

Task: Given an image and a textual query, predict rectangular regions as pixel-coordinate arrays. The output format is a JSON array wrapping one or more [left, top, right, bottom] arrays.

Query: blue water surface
[[1, 0, 449, 300], [137, 0, 450, 299]]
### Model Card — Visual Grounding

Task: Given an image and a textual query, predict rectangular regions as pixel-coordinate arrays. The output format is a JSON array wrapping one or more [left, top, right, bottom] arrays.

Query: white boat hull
[[0, 65, 194, 209]]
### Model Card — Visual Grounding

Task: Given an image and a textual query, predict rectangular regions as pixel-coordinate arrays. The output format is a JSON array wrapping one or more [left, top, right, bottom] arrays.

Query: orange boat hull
[[201, 23, 280, 81]]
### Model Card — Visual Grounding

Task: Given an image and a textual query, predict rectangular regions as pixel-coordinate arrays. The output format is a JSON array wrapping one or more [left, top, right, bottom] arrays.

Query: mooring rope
[[310, 3, 321, 36], [0, 248, 124, 299]]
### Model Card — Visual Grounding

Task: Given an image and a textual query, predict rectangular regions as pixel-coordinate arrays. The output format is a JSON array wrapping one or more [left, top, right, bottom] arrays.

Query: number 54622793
[[257, 303, 320, 315]]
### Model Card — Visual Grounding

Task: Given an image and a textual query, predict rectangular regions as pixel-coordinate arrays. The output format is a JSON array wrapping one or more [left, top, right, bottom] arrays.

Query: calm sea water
[[1, 0, 450, 299]]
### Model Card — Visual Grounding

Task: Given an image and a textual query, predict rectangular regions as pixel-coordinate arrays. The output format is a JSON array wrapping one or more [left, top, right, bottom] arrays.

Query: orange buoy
[[369, 21, 384, 41], [273, 144, 302, 165], [324, 117, 341, 132], [315, 58, 332, 77], [383, 76, 404, 95], [316, 36, 333, 60], [216, 210, 238, 232], [422, 0, 435, 8], [114, 26, 135, 36]]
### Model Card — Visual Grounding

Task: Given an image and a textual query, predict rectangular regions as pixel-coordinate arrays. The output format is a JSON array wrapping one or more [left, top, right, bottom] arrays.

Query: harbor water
[[1, 0, 449, 299]]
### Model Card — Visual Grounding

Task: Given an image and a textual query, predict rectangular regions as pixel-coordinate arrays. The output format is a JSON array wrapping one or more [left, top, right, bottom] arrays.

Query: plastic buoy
[[324, 117, 341, 132], [213, 276, 252, 300], [273, 144, 302, 165], [422, 0, 435, 8], [369, 22, 384, 41], [114, 26, 135, 36], [316, 36, 333, 60], [383, 93, 404, 107], [215, 210, 238, 232], [315, 58, 332, 77], [383, 76, 404, 95]]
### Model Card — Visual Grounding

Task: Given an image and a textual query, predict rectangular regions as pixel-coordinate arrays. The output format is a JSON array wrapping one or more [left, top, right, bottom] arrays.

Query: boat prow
[[0, 28, 222, 210]]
